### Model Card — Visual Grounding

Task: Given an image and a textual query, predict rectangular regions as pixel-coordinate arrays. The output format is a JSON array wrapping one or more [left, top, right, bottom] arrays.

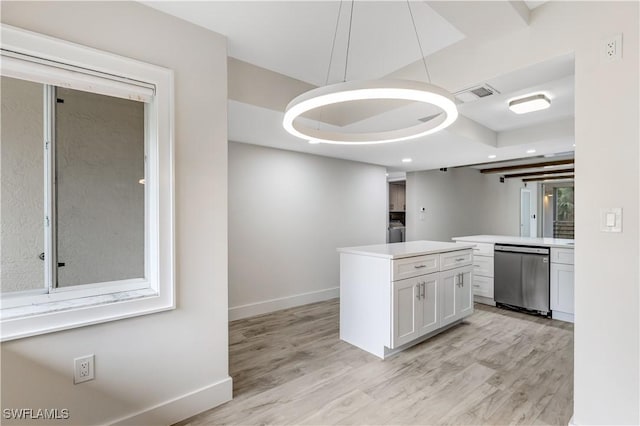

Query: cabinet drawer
[[440, 249, 473, 271], [551, 248, 574, 265], [392, 254, 439, 281], [471, 242, 494, 257], [473, 255, 494, 277], [472, 275, 494, 298]]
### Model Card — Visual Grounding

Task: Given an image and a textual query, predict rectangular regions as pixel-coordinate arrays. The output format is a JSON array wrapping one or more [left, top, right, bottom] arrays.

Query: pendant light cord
[[343, 0, 355, 82], [324, 0, 344, 85], [407, 0, 432, 84]]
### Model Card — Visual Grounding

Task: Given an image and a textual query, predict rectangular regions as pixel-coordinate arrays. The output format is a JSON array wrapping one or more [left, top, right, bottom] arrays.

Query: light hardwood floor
[[178, 300, 573, 426]]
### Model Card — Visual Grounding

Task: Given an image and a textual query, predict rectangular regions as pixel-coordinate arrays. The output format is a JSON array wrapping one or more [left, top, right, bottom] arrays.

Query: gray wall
[[1, 2, 229, 425], [406, 167, 530, 241], [228, 142, 386, 317], [0, 77, 44, 292], [1, 80, 145, 291], [56, 88, 145, 287]]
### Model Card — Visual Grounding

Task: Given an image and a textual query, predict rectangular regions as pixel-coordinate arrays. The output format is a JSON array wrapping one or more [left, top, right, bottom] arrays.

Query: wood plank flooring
[[177, 300, 573, 426]]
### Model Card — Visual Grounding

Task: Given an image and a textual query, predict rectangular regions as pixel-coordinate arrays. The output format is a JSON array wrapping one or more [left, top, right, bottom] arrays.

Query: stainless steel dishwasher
[[494, 244, 550, 315]]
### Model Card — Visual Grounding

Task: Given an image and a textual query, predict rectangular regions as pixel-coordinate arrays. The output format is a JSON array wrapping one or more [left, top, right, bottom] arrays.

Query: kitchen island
[[338, 240, 475, 359], [452, 235, 575, 323]]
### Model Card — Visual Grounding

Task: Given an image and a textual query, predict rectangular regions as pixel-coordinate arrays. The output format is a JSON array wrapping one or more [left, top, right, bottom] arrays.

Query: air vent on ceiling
[[454, 83, 500, 104]]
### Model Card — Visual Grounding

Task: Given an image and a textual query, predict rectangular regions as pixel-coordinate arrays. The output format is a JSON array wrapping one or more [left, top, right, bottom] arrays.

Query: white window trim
[[0, 24, 175, 341]]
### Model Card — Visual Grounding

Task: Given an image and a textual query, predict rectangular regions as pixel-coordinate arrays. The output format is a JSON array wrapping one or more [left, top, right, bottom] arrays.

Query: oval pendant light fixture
[[282, 1, 458, 145]]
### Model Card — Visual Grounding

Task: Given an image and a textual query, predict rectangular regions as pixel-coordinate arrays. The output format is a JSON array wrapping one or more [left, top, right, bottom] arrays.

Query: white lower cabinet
[[339, 244, 475, 359], [391, 274, 438, 348], [440, 266, 473, 327], [456, 241, 494, 305], [550, 247, 575, 323], [392, 265, 472, 349], [551, 263, 575, 316]]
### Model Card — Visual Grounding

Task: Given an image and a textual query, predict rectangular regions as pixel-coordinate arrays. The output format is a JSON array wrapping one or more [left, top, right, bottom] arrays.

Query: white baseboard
[[552, 310, 574, 323], [111, 376, 232, 426], [474, 295, 496, 306], [229, 287, 339, 321]]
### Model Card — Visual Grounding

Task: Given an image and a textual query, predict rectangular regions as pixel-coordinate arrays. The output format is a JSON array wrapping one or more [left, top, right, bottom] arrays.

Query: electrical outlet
[[602, 34, 622, 62], [74, 354, 95, 384]]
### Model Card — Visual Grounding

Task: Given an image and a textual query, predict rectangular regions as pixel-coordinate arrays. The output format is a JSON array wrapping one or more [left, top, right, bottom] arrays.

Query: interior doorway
[[542, 183, 575, 239], [387, 178, 406, 243]]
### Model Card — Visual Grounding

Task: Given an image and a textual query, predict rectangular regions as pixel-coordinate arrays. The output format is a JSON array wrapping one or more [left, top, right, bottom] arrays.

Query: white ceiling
[[145, 1, 464, 86], [144, 1, 575, 172]]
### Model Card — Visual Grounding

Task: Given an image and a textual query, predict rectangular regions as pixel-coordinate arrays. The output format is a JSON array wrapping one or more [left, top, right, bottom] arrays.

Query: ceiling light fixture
[[402, 158, 413, 163], [508, 94, 551, 114], [282, 1, 458, 145], [526, 149, 537, 154], [488, 154, 497, 159]]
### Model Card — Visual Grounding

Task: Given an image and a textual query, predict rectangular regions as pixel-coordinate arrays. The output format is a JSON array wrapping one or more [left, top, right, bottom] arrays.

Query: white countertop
[[338, 240, 475, 259], [452, 235, 575, 248]]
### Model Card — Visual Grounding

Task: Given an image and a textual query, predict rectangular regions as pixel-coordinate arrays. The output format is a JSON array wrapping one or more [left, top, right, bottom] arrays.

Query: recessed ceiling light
[[488, 154, 497, 159], [308, 140, 321, 145], [509, 94, 551, 114], [402, 158, 413, 163], [572, 143, 576, 147], [526, 149, 537, 154]]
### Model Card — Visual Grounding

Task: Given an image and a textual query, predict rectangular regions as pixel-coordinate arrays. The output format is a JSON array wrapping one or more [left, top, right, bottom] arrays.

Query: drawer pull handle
[[414, 265, 427, 269], [473, 284, 480, 288], [455, 258, 465, 261], [473, 264, 480, 267]]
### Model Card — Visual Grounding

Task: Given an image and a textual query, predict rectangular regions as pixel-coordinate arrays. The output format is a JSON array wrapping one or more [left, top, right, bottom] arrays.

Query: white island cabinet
[[338, 241, 474, 359]]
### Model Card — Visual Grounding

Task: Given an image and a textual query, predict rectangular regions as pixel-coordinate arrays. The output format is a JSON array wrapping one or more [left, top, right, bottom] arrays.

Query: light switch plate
[[601, 208, 622, 232]]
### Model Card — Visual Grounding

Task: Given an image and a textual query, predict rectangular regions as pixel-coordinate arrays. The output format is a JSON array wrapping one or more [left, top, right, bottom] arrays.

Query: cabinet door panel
[[457, 268, 474, 318], [551, 263, 574, 314], [440, 271, 457, 326], [392, 277, 419, 348], [418, 276, 439, 336]]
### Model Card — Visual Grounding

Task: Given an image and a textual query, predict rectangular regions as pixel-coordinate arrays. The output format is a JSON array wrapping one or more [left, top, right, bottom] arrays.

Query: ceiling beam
[[508, 1, 531, 25], [497, 117, 574, 148], [523, 174, 574, 182], [481, 158, 574, 173], [447, 115, 497, 147], [503, 167, 574, 179]]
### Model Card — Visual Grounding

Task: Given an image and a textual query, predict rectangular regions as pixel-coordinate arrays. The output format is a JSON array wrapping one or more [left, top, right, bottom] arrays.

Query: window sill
[[1, 288, 173, 341]]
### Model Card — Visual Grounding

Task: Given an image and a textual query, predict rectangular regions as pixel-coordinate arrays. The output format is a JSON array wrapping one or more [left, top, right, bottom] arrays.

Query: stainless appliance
[[494, 244, 550, 315], [388, 221, 405, 243]]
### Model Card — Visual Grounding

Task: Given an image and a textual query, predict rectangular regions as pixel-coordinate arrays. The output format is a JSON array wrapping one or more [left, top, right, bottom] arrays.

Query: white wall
[[0, 77, 44, 292], [406, 167, 530, 241], [228, 142, 386, 319], [408, 2, 638, 423], [1, 2, 230, 425]]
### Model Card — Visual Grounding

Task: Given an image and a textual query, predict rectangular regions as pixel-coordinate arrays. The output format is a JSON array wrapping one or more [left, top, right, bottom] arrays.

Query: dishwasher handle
[[494, 244, 549, 255]]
